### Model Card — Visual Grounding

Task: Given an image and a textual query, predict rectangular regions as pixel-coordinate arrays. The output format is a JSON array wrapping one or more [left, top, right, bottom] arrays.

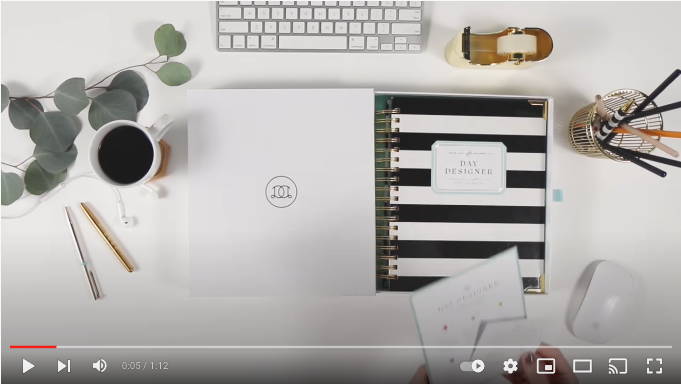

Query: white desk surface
[[2, 1, 681, 382]]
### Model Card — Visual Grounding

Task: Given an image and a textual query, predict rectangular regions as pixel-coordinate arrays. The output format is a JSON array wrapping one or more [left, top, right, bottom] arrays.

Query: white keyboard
[[216, 1, 425, 53]]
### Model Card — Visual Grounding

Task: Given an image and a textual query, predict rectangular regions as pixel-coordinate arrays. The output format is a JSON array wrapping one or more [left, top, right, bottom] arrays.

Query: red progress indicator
[[9, 345, 57, 349]]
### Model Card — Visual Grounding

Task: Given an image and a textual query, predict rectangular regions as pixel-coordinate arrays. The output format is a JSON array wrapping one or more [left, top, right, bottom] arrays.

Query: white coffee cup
[[89, 115, 172, 188]]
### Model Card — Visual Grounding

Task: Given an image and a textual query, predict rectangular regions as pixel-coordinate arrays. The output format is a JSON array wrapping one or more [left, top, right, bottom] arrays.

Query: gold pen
[[79, 202, 134, 272]]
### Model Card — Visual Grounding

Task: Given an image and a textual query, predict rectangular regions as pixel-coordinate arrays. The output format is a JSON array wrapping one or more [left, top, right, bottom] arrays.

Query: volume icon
[[92, 358, 107, 373]]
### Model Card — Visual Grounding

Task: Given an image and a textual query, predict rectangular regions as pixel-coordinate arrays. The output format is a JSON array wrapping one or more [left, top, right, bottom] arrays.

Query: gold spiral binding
[[376, 102, 400, 285], [376, 108, 400, 115], [375, 127, 400, 134]]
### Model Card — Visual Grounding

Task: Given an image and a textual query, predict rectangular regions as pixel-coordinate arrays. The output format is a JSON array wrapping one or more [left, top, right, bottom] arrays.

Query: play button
[[22, 359, 35, 374]]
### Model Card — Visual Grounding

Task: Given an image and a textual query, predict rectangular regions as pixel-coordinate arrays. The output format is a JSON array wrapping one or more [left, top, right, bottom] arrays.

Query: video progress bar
[[9, 345, 674, 350]]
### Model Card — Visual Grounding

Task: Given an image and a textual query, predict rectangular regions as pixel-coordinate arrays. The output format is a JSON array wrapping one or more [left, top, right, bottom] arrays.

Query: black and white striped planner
[[376, 94, 551, 293]]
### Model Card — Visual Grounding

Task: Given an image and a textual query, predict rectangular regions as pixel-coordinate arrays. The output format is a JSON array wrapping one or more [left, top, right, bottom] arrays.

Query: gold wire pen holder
[[568, 89, 664, 160]]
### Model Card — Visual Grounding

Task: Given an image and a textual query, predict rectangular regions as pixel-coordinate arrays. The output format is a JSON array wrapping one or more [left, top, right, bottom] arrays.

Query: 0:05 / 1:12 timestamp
[[121, 361, 169, 370]]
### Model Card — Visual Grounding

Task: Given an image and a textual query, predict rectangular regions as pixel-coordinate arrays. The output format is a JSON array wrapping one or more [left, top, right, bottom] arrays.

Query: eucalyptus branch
[[8, 55, 168, 100], [86, 55, 165, 89]]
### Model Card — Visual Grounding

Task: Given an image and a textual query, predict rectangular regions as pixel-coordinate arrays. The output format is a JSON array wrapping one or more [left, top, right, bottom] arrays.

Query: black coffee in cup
[[98, 125, 154, 184]]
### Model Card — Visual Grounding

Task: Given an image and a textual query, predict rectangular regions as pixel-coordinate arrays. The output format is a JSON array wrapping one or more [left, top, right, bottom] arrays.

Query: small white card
[[431, 141, 507, 193]]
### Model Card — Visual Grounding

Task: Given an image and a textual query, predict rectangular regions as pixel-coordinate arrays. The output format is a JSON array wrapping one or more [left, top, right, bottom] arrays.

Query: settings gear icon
[[503, 358, 519, 374]]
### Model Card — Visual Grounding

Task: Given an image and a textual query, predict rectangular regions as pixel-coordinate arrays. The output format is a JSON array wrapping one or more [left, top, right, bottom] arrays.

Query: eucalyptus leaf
[[88, 89, 137, 130], [1, 171, 24, 205], [8, 98, 43, 130], [54, 77, 89, 115], [1, 84, 8, 112], [108, 70, 149, 111], [154, 24, 187, 57], [156, 62, 191, 86], [29, 111, 81, 152], [24, 161, 66, 195], [33, 145, 78, 174]]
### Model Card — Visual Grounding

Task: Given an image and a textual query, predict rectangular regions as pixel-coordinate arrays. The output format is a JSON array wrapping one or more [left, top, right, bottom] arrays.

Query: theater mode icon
[[572, 359, 593, 374]]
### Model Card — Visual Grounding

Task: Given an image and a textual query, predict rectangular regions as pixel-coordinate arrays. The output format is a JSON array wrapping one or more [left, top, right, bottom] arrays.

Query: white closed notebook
[[188, 89, 376, 296], [410, 247, 526, 383]]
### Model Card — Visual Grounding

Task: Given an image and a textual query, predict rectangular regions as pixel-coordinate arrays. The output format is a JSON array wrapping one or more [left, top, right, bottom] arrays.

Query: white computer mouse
[[567, 260, 642, 344]]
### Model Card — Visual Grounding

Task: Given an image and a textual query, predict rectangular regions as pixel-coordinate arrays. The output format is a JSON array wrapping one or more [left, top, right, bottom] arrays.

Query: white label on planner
[[431, 141, 507, 193]]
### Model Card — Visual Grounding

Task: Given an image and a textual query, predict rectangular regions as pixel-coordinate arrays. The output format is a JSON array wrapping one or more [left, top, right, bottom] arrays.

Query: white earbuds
[[113, 188, 136, 227]]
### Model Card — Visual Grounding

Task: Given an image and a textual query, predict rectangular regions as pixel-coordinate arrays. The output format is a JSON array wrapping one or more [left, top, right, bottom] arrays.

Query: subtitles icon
[[608, 358, 628, 375], [536, 358, 555, 375], [572, 359, 592, 374]]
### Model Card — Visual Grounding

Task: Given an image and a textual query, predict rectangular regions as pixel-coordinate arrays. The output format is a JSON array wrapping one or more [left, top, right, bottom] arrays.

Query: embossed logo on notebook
[[266, 176, 298, 208]]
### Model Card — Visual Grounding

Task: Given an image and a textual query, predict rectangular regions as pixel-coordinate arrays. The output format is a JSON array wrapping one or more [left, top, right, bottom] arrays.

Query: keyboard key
[[342, 8, 355, 20], [335, 22, 347, 34], [250, 21, 263, 33], [394, 36, 406, 43], [219, 1, 238, 4], [395, 1, 407, 6], [265, 21, 277, 33], [262, 35, 277, 49], [243, 7, 256, 19], [384, 8, 396, 20], [367, 1, 379, 6], [240, 0, 253, 4], [293, 21, 305, 33], [285, 7, 298, 19], [219, 21, 250, 33], [279, 21, 291, 33], [324, 1, 337, 5], [254, 1, 267, 5], [380, 43, 393, 50], [367, 36, 379, 50], [300, 7, 312, 19], [398, 9, 420, 21], [233, 35, 246, 48], [218, 35, 232, 48], [219, 7, 242, 19], [409, 1, 421, 6], [370, 8, 382, 20], [314, 8, 326, 19], [349, 36, 365, 49], [339, 1, 351, 5], [391, 22, 420, 35], [352, 1, 366, 5], [321, 22, 333, 33], [279, 35, 347, 49], [356, 8, 369, 20], [271, 7, 284, 19], [395, 43, 407, 50], [257, 7, 270, 19], [247, 35, 260, 48], [362, 22, 375, 34], [408, 43, 420, 51], [349, 22, 362, 34], [328, 8, 341, 20], [381, 1, 393, 5], [307, 21, 320, 33], [269, 1, 282, 4], [377, 22, 389, 34], [311, 0, 323, 4], [295, 1, 308, 4]]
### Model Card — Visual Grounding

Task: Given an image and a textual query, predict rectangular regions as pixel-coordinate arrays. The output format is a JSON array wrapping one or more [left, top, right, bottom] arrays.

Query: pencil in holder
[[568, 89, 664, 161]]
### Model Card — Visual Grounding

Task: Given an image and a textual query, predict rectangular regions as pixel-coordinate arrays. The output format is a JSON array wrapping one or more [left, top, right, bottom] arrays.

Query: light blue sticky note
[[552, 189, 563, 202]]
